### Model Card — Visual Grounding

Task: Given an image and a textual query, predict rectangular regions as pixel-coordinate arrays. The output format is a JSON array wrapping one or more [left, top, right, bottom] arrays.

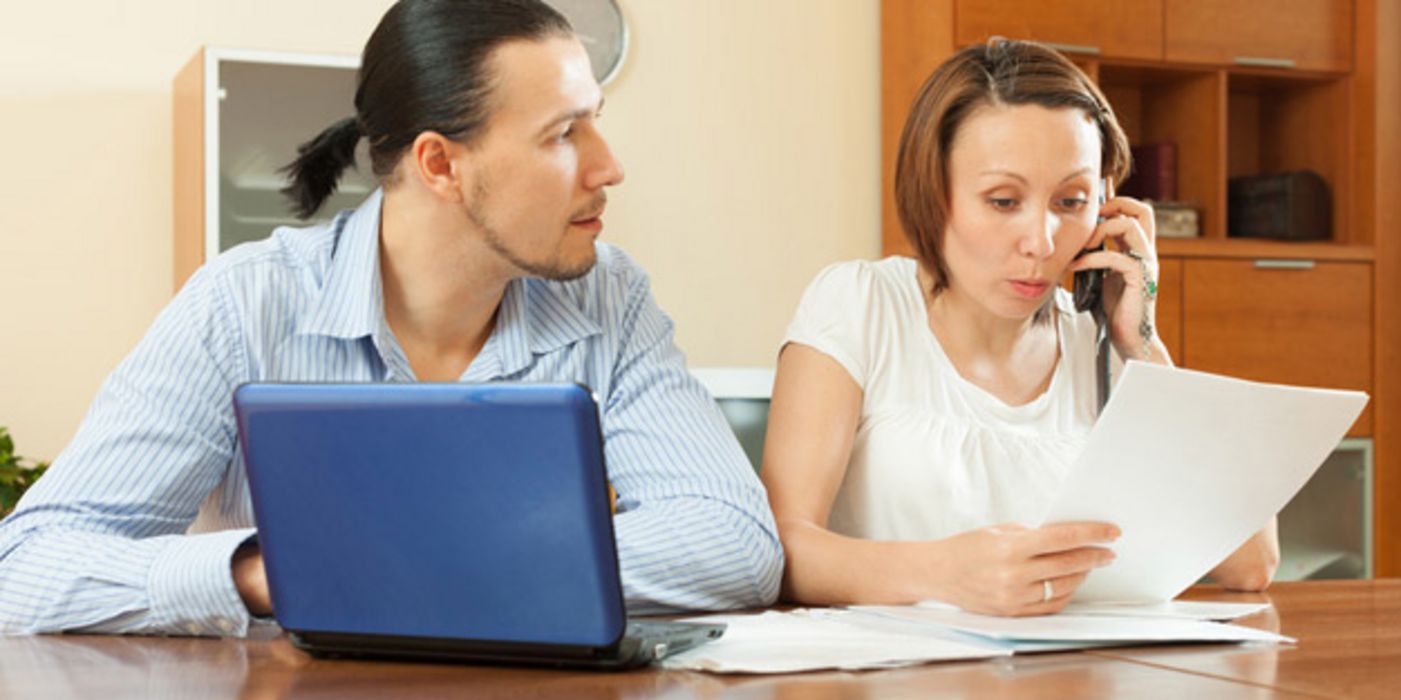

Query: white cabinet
[[172, 47, 375, 291]]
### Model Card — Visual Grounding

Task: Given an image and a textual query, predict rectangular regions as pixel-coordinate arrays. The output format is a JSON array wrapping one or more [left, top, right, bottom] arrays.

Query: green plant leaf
[[0, 428, 47, 515], [0, 481, 17, 516]]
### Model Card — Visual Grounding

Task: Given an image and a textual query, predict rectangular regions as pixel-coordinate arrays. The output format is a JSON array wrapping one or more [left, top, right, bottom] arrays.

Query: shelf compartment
[[1227, 73, 1352, 245], [1099, 64, 1226, 240], [1276, 438, 1373, 580]]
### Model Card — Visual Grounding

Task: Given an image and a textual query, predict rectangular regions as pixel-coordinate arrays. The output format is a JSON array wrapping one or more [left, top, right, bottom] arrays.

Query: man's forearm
[[612, 495, 782, 614], [0, 523, 258, 636]]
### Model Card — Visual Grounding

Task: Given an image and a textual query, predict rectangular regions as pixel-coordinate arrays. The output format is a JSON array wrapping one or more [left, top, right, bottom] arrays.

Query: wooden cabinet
[[881, 0, 954, 259], [1181, 259, 1372, 435], [955, 0, 1163, 61], [889, 3, 1359, 254], [1166, 0, 1354, 72]]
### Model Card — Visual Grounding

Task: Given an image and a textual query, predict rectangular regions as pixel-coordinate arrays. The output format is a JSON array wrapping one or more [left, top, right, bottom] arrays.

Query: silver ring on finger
[[1042, 579, 1054, 603]]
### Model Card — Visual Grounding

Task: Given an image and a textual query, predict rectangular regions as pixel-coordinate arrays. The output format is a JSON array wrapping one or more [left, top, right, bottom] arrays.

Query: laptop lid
[[233, 383, 626, 650]]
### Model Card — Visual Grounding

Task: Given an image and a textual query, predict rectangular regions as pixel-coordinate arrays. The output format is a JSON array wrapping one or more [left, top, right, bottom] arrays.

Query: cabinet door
[[1166, 0, 1353, 71], [1183, 259, 1372, 435], [956, 0, 1163, 60]]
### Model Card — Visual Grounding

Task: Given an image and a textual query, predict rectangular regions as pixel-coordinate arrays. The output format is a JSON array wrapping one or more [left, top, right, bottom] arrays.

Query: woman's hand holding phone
[[1067, 189, 1168, 363]]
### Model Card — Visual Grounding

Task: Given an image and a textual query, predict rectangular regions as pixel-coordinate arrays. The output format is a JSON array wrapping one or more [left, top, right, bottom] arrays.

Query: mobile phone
[[1077, 180, 1112, 414], [1072, 181, 1110, 314]]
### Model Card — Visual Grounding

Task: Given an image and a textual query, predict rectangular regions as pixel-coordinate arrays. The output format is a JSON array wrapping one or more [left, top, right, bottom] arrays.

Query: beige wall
[[0, 0, 880, 461]]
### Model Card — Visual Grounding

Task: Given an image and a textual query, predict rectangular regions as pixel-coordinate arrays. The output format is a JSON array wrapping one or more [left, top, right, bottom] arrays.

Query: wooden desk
[[1095, 580, 1401, 698], [1, 581, 1395, 699]]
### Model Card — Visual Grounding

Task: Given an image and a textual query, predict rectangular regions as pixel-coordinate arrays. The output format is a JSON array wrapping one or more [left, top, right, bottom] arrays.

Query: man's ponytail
[[280, 117, 362, 220]]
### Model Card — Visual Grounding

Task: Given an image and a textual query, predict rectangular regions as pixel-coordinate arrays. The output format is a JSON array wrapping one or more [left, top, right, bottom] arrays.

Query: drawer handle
[[1253, 259, 1316, 270], [1234, 56, 1297, 69], [1045, 42, 1101, 56]]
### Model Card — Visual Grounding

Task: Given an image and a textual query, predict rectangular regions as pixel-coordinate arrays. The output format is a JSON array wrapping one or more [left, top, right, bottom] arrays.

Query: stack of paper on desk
[[1060, 600, 1272, 621], [660, 609, 1008, 673], [663, 603, 1288, 673], [856, 603, 1290, 653]]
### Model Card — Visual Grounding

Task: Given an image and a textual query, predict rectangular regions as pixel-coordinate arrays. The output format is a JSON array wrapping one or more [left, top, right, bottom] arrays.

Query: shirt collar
[[296, 189, 386, 340], [492, 276, 603, 378]]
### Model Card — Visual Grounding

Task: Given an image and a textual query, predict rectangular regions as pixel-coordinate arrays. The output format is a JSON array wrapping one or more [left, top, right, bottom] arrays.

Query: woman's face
[[941, 103, 1103, 320]]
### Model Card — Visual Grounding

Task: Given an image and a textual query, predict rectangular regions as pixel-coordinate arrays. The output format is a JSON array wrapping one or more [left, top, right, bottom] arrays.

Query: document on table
[[660, 609, 1009, 673], [1042, 361, 1368, 604], [662, 604, 1287, 673], [1059, 600, 1270, 621], [855, 605, 1293, 646]]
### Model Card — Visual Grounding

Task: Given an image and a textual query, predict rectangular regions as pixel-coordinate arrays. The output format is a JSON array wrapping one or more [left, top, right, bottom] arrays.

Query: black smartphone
[[1077, 181, 1112, 413], [1072, 257, 1103, 313], [1072, 181, 1110, 314]]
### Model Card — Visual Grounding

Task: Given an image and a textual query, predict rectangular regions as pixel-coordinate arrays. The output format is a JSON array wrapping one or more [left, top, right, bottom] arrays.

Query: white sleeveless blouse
[[782, 257, 1101, 541]]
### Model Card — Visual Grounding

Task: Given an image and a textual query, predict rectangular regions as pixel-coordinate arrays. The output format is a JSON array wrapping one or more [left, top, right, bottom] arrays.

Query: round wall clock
[[544, 0, 629, 86]]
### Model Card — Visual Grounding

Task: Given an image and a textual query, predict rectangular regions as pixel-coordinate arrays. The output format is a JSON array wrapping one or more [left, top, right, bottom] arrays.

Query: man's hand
[[232, 543, 273, 617]]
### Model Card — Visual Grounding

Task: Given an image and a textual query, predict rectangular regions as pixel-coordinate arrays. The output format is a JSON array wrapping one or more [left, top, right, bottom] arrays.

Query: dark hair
[[281, 0, 573, 219], [895, 38, 1132, 299]]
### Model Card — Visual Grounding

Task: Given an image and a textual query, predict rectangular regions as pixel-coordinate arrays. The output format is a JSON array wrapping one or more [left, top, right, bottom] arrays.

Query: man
[[0, 0, 781, 636]]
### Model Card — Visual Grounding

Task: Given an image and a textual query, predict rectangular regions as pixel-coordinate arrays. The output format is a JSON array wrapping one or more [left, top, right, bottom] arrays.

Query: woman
[[761, 39, 1278, 616]]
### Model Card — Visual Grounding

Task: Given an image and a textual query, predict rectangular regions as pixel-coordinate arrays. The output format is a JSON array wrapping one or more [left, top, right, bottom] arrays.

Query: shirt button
[[184, 622, 202, 635], [216, 618, 236, 634]]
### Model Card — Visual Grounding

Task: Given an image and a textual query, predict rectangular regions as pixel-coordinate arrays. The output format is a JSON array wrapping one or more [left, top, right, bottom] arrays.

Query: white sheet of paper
[[1041, 362, 1367, 603], [661, 609, 1007, 674], [917, 598, 1270, 622], [1059, 600, 1271, 621], [857, 605, 1293, 644]]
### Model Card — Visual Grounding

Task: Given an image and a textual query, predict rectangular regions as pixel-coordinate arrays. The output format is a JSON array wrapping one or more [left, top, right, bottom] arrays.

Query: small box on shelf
[[1227, 170, 1332, 241], [1152, 201, 1200, 238]]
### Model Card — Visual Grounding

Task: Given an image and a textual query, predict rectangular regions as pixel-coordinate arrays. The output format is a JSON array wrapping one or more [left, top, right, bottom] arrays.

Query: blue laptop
[[233, 382, 724, 669]]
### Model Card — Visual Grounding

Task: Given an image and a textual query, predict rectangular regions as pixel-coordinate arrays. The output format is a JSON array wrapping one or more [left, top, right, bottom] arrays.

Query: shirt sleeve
[[0, 265, 257, 637], [781, 261, 873, 386], [601, 266, 784, 615]]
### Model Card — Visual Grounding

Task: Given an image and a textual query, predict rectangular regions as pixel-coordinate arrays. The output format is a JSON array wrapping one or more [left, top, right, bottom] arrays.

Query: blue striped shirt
[[0, 190, 782, 637]]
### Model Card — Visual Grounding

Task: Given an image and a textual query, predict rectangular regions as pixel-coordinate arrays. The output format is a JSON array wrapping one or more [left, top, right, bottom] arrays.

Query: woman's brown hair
[[894, 38, 1132, 297]]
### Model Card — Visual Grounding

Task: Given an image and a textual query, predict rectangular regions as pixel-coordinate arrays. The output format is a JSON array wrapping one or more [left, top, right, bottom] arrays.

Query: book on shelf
[[1121, 142, 1177, 202]]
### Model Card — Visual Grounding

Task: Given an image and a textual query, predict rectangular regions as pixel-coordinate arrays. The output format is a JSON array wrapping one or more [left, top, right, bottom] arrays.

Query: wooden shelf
[[1227, 73, 1353, 245], [1158, 238, 1373, 261]]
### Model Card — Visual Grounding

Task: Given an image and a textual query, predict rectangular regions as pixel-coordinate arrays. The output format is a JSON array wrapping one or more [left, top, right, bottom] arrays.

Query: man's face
[[456, 36, 624, 281]]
